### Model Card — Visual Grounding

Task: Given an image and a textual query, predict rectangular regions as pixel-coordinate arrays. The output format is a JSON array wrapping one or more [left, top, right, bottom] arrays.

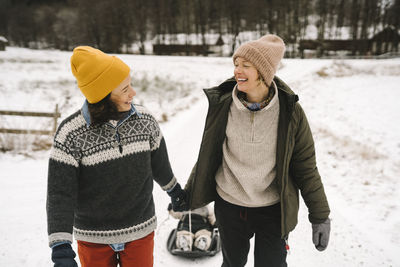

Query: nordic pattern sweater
[[215, 83, 280, 207], [46, 104, 176, 247]]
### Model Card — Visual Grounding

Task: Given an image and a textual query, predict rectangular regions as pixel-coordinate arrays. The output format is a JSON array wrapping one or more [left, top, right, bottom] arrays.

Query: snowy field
[[0, 47, 399, 266]]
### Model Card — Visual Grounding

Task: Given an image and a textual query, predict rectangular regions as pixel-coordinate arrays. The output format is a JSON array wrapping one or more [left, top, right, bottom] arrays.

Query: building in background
[[299, 27, 400, 58], [152, 33, 227, 56], [0, 36, 8, 51]]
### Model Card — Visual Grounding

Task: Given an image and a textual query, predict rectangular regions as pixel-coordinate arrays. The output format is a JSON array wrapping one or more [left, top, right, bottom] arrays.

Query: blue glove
[[167, 183, 188, 211], [51, 243, 78, 267], [312, 218, 331, 251]]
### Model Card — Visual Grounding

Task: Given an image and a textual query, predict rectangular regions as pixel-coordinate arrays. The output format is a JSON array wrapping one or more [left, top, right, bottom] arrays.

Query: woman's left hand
[[312, 218, 331, 251]]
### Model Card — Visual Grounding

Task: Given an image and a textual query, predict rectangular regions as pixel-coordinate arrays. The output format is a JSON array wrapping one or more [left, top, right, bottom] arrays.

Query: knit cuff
[[162, 176, 177, 192], [49, 232, 73, 248]]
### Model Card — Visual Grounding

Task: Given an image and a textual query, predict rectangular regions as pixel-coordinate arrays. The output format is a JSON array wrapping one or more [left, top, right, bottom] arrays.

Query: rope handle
[[188, 209, 192, 250]]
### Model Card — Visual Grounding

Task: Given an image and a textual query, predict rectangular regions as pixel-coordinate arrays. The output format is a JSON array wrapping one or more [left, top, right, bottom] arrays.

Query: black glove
[[167, 183, 188, 211], [51, 243, 78, 267]]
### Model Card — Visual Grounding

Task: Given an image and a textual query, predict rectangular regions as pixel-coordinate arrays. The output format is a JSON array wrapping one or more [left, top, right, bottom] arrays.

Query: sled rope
[[189, 209, 192, 251]]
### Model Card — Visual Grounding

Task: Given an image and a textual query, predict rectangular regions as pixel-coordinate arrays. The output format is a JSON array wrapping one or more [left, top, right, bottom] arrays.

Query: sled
[[166, 227, 222, 258]]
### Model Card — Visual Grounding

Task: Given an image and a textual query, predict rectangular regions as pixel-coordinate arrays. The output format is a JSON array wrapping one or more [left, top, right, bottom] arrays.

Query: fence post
[[53, 104, 59, 134]]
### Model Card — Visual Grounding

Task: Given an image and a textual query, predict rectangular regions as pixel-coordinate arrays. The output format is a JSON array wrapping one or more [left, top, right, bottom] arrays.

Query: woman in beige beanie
[[178, 34, 331, 266]]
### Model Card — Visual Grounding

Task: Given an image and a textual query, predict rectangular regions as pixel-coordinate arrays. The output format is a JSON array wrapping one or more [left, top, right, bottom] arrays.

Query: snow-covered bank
[[0, 48, 399, 266]]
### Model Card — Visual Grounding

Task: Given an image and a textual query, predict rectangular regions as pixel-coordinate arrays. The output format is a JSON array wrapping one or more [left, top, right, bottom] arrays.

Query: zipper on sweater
[[107, 120, 128, 155], [250, 111, 255, 142], [117, 134, 123, 154], [114, 128, 123, 154]]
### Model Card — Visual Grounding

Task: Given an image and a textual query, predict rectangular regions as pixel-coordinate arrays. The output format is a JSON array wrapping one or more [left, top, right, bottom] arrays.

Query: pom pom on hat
[[233, 34, 285, 86], [71, 46, 130, 103]]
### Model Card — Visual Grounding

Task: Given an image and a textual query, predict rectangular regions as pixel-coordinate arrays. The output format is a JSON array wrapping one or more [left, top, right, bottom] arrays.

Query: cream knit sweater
[[215, 83, 280, 207]]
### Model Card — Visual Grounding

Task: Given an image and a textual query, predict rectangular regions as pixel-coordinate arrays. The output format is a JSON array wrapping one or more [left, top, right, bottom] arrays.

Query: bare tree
[[193, 0, 211, 55], [7, 5, 37, 47], [0, 0, 11, 37], [53, 8, 79, 50], [2, 0, 397, 57], [34, 5, 58, 48], [226, 0, 242, 55]]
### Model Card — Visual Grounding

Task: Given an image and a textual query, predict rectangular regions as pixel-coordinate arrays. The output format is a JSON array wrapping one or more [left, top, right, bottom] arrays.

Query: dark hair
[[87, 94, 122, 126]]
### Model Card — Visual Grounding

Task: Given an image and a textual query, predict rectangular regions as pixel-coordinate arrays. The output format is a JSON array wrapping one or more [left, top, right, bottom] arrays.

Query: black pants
[[214, 195, 287, 267]]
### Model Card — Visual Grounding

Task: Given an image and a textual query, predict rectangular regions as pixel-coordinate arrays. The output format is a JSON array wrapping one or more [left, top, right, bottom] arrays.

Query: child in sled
[[168, 204, 216, 252]]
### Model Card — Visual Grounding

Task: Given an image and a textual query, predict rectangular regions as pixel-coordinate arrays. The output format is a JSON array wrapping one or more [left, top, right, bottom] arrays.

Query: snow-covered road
[[1, 48, 399, 266]]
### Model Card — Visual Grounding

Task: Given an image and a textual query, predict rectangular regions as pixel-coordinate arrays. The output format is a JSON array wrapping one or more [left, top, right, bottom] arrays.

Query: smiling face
[[109, 75, 136, 112], [233, 57, 261, 94]]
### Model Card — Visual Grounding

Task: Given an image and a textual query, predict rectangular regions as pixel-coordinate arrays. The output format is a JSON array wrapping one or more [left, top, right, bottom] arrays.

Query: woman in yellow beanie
[[177, 34, 331, 266], [46, 46, 187, 267]]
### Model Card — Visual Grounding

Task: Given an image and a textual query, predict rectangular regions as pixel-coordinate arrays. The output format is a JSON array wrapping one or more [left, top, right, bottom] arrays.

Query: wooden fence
[[0, 105, 60, 135]]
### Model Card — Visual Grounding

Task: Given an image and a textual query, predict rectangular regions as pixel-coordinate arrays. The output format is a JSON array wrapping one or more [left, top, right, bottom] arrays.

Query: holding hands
[[167, 183, 188, 211]]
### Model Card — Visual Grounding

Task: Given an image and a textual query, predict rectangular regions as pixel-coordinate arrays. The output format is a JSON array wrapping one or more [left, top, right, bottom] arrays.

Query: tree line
[[1, 0, 399, 54]]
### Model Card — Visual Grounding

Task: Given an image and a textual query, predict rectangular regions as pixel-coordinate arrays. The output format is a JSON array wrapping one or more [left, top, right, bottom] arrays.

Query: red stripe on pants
[[77, 232, 154, 267]]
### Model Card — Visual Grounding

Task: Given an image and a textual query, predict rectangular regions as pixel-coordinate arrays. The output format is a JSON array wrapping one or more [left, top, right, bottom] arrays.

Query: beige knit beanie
[[233, 34, 285, 86]]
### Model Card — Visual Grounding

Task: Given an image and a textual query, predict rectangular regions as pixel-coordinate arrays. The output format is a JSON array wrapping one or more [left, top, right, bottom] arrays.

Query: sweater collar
[[81, 100, 141, 127], [232, 81, 279, 113]]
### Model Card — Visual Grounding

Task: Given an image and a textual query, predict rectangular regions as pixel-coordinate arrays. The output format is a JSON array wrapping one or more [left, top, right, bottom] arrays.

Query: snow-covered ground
[[0, 47, 399, 266]]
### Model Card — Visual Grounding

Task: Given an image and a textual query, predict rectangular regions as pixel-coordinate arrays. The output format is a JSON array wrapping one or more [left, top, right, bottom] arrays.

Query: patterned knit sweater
[[46, 104, 176, 247], [215, 83, 280, 207]]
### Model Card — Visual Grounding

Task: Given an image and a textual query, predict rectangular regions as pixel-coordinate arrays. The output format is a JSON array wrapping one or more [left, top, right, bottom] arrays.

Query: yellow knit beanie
[[233, 34, 285, 87], [70, 46, 130, 104]]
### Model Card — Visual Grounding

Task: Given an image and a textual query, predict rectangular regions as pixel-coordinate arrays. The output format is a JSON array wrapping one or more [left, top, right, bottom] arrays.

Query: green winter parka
[[184, 76, 330, 238]]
